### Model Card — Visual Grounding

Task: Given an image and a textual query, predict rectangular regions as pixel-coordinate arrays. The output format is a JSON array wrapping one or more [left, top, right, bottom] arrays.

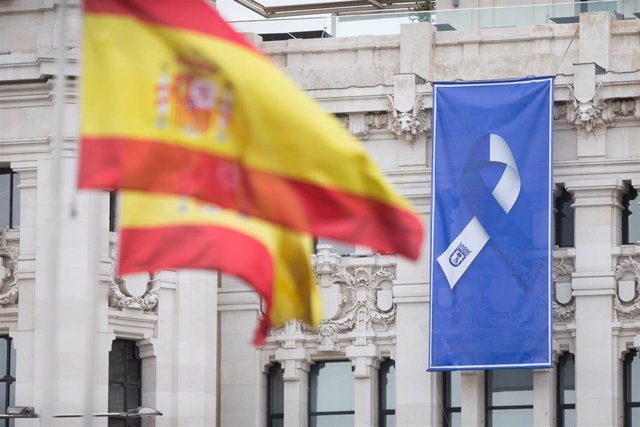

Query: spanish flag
[[118, 191, 322, 345], [79, 0, 424, 260]]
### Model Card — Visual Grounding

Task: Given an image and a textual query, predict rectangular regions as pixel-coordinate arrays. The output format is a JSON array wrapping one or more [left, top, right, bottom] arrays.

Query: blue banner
[[429, 77, 554, 371]]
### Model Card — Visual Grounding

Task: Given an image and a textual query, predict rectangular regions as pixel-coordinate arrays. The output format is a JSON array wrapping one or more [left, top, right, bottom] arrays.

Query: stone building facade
[[1, 1, 640, 426]]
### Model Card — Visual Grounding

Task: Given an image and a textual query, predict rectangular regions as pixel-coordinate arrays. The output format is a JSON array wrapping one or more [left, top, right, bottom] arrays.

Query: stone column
[[276, 348, 310, 427], [460, 371, 484, 427], [533, 369, 554, 426], [346, 345, 379, 427], [218, 278, 264, 426], [566, 179, 624, 426]]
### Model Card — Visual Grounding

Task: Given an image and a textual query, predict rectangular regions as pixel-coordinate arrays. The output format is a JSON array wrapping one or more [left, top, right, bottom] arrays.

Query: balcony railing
[[227, 0, 637, 38]]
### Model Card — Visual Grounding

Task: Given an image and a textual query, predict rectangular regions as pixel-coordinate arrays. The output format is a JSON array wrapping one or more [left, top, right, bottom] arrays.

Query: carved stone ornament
[[566, 83, 615, 133], [553, 258, 575, 322], [387, 95, 431, 143], [109, 251, 159, 311], [614, 257, 640, 319], [0, 229, 18, 306], [316, 263, 396, 351]]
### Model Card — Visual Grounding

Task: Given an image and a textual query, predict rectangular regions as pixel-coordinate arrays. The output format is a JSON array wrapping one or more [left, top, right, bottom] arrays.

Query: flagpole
[[81, 192, 101, 425], [41, 0, 67, 423]]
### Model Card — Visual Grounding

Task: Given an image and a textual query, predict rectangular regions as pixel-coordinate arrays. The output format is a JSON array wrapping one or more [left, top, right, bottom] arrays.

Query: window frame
[[108, 339, 142, 427], [307, 360, 355, 425], [442, 371, 461, 427], [0, 170, 19, 229], [378, 359, 395, 427], [624, 349, 640, 427], [556, 353, 576, 427], [555, 186, 575, 248], [484, 369, 534, 427], [266, 363, 284, 427], [0, 336, 15, 427], [622, 184, 639, 245]]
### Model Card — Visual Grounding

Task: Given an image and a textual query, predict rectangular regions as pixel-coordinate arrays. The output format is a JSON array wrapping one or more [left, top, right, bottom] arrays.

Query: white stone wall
[[2, 1, 640, 426], [219, 12, 640, 427]]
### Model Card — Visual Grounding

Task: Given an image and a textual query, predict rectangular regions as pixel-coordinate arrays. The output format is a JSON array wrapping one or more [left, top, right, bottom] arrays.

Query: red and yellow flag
[[79, 0, 424, 260], [119, 191, 322, 345]]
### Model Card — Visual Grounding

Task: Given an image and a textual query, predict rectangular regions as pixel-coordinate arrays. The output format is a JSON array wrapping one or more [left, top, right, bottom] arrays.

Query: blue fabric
[[429, 77, 554, 371]]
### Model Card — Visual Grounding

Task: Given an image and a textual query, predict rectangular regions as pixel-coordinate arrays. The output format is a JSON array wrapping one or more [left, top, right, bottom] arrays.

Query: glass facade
[[625, 350, 640, 427], [0, 170, 19, 229], [108, 339, 141, 427], [486, 369, 533, 427], [309, 361, 354, 427]]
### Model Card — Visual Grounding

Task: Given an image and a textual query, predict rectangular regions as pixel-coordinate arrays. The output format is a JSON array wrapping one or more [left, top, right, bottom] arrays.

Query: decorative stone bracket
[[614, 257, 640, 319], [0, 229, 18, 306], [387, 94, 431, 143], [108, 251, 159, 311], [565, 82, 615, 133]]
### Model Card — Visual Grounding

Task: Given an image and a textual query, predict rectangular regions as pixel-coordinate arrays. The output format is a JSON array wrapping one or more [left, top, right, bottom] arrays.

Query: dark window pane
[[109, 339, 141, 419], [0, 174, 10, 229], [310, 362, 353, 413], [10, 174, 19, 228], [489, 409, 533, 426], [448, 412, 461, 427], [385, 414, 396, 427], [623, 186, 640, 245], [109, 191, 117, 232], [108, 384, 125, 412], [563, 408, 576, 427], [449, 370, 461, 407], [271, 420, 283, 427], [310, 414, 354, 427], [555, 187, 574, 247], [381, 361, 395, 411], [108, 418, 126, 427], [8, 340, 15, 379], [268, 364, 284, 415], [488, 369, 533, 406], [558, 354, 575, 405], [0, 338, 7, 378]]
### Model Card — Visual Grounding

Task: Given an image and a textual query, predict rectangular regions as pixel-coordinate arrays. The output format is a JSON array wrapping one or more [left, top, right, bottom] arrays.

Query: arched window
[[555, 186, 574, 248], [379, 359, 395, 427], [556, 353, 575, 427], [622, 184, 640, 245], [442, 370, 461, 427], [308, 361, 354, 426], [267, 363, 284, 427]]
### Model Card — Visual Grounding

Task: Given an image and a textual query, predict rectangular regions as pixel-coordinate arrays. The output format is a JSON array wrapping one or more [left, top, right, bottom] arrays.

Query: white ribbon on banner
[[437, 134, 521, 289]]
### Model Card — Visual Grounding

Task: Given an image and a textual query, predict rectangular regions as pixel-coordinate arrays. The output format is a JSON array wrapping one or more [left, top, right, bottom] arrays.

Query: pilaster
[[275, 348, 310, 427], [566, 179, 624, 426], [460, 370, 484, 427], [346, 345, 380, 426]]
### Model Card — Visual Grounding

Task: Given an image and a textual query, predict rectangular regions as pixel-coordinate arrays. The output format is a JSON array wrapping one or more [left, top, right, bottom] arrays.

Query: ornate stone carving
[[553, 258, 575, 322], [614, 257, 640, 319], [0, 229, 18, 306], [608, 98, 637, 119], [365, 112, 388, 131], [566, 83, 615, 133], [387, 95, 431, 143], [109, 251, 159, 311], [316, 263, 396, 351], [336, 113, 349, 129]]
